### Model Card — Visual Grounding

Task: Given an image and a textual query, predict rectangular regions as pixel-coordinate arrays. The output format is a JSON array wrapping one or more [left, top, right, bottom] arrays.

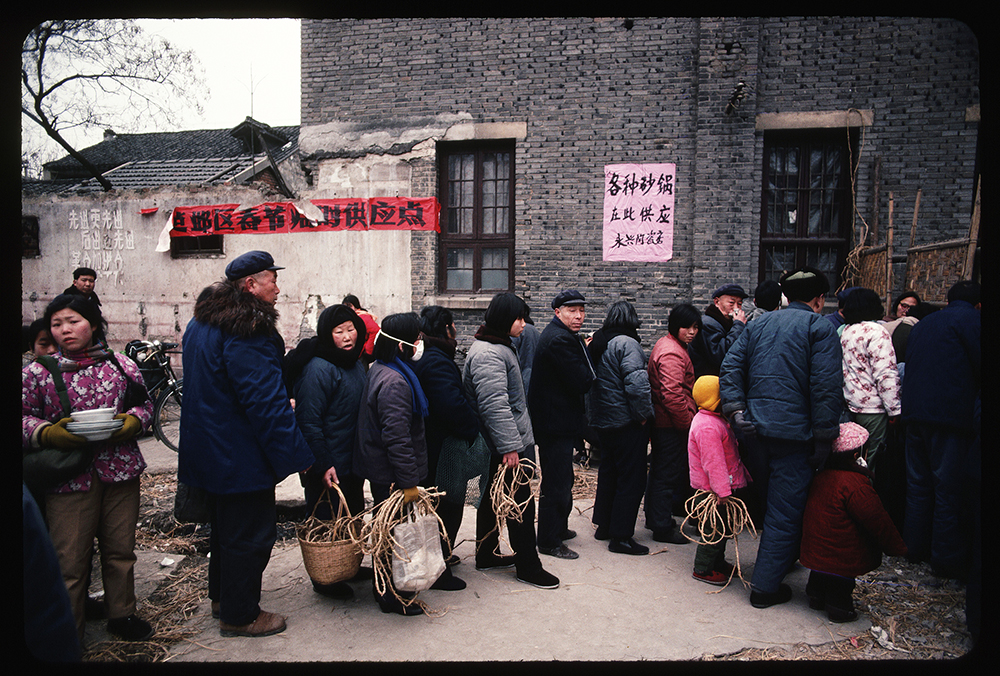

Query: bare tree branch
[[21, 19, 208, 190]]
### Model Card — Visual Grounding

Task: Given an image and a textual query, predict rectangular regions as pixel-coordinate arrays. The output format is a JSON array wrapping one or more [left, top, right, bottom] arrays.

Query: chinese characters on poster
[[603, 163, 675, 262]]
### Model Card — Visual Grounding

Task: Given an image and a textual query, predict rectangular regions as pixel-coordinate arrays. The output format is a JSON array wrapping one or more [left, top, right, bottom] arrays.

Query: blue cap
[[712, 284, 748, 299], [552, 289, 587, 309], [225, 251, 284, 281]]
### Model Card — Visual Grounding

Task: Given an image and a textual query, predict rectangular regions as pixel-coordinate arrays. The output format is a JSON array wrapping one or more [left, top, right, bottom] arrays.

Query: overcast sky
[[27, 18, 302, 161]]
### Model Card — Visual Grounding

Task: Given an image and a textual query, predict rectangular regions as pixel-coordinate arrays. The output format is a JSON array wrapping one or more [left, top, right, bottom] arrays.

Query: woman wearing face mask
[[284, 304, 368, 600], [354, 312, 433, 615], [22, 294, 155, 645]]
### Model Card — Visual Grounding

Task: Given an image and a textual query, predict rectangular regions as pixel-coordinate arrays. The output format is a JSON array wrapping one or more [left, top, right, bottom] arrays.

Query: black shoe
[[445, 553, 461, 567], [107, 614, 154, 641], [377, 595, 424, 616], [652, 528, 688, 545], [608, 538, 649, 555], [538, 543, 579, 560], [430, 568, 467, 591], [475, 553, 517, 571], [593, 526, 610, 541], [516, 567, 560, 589], [561, 529, 577, 541], [826, 604, 859, 623], [312, 581, 354, 599], [85, 595, 105, 620], [750, 583, 792, 609]]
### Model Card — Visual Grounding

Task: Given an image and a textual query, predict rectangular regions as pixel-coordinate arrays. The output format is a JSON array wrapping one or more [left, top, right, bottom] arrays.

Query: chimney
[[104, 129, 116, 140]]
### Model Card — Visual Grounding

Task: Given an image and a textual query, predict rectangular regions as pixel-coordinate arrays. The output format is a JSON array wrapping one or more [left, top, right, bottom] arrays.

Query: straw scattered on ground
[[83, 467, 975, 662]]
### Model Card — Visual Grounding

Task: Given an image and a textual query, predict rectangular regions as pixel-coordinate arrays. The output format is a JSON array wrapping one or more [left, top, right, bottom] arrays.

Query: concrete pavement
[[129, 436, 869, 662]]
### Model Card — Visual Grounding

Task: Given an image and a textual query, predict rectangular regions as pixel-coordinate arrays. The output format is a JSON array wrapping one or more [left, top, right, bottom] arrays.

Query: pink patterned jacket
[[840, 321, 901, 416], [22, 353, 153, 493]]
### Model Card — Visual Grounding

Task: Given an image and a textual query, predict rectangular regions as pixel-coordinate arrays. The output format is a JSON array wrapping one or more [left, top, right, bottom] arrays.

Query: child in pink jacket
[[687, 375, 753, 585]]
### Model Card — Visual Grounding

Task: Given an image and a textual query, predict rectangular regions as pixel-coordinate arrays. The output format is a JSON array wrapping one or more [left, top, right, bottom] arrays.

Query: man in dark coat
[[528, 289, 596, 559], [180, 250, 314, 638], [901, 280, 980, 580], [62, 266, 101, 307], [720, 267, 843, 610], [691, 283, 747, 378]]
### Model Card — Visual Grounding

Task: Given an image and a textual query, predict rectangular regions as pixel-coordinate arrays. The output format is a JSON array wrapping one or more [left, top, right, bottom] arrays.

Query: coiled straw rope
[[680, 489, 758, 592], [350, 486, 448, 613], [481, 458, 541, 557]]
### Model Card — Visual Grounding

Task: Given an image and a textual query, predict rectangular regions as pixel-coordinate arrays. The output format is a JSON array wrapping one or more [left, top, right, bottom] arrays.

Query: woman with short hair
[[587, 300, 654, 555], [645, 303, 702, 544], [463, 293, 559, 589]]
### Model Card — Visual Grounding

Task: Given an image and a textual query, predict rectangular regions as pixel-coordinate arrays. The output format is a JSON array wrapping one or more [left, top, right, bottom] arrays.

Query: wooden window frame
[[759, 128, 858, 294], [437, 140, 515, 293]]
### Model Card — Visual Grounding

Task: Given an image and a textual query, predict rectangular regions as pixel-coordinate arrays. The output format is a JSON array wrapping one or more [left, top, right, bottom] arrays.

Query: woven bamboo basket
[[297, 483, 363, 585]]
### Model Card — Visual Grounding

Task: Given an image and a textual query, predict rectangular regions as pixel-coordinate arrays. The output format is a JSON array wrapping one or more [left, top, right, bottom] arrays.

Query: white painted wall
[[21, 185, 413, 363]]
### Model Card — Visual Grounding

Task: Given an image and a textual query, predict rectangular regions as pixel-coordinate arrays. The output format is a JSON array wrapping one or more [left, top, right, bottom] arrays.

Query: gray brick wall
[[301, 17, 979, 345]]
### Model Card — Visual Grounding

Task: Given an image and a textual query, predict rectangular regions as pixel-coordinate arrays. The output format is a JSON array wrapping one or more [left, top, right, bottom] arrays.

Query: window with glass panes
[[759, 129, 856, 294], [438, 141, 514, 292]]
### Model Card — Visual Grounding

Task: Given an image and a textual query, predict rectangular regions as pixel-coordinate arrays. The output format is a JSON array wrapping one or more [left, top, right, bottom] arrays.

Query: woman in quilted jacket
[[840, 288, 901, 474], [22, 294, 154, 645], [586, 300, 654, 555]]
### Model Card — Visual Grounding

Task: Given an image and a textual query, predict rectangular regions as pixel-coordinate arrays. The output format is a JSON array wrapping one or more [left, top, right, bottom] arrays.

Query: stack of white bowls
[[67, 408, 122, 441]]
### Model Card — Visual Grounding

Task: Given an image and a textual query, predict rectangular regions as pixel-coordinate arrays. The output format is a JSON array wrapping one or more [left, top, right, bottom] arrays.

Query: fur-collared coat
[[179, 281, 314, 494]]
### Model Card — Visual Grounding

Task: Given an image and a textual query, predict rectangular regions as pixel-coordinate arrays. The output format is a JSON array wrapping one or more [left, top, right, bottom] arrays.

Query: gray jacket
[[463, 338, 534, 456], [588, 334, 654, 429]]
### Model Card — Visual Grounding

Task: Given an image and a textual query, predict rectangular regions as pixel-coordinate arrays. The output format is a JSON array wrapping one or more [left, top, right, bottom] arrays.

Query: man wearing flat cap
[[691, 283, 748, 378], [180, 250, 314, 638], [528, 289, 596, 559], [720, 267, 843, 610]]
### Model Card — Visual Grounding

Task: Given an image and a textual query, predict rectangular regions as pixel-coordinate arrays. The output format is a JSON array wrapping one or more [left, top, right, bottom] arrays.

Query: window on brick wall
[[171, 234, 224, 258], [438, 140, 515, 293], [760, 129, 857, 294]]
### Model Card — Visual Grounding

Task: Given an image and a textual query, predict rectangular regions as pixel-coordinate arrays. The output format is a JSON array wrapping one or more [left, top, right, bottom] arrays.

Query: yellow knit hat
[[693, 375, 721, 411]]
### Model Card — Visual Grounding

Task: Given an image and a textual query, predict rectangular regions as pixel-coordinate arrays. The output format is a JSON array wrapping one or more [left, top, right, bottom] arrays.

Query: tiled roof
[[43, 119, 298, 178], [29, 118, 299, 194]]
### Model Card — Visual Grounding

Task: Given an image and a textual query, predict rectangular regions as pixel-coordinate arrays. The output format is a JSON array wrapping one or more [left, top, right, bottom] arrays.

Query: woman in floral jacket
[[22, 294, 154, 645], [840, 288, 901, 474]]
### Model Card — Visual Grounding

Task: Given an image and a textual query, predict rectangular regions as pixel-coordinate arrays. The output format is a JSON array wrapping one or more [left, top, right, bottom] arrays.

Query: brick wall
[[301, 17, 979, 346]]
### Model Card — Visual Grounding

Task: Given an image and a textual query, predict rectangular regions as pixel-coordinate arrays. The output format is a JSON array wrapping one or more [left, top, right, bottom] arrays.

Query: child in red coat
[[687, 376, 753, 585], [800, 422, 908, 622]]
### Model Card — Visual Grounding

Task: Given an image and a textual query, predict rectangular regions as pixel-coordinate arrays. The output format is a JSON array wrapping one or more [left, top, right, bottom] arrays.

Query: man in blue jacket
[[180, 251, 314, 638], [901, 280, 980, 580], [528, 289, 596, 560], [720, 267, 843, 609]]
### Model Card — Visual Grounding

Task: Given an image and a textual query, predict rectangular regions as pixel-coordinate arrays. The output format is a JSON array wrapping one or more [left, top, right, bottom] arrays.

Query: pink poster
[[602, 163, 675, 262]]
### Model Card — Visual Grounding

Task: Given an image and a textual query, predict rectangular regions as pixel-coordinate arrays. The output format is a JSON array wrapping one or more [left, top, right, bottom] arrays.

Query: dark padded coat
[[179, 281, 314, 494], [720, 301, 843, 442], [528, 316, 596, 437]]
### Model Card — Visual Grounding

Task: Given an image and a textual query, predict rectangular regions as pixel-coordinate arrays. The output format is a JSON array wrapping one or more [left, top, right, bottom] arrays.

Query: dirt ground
[[82, 469, 978, 662]]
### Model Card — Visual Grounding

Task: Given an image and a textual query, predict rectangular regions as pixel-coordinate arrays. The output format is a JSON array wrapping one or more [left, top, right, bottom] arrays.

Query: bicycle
[[124, 339, 183, 452]]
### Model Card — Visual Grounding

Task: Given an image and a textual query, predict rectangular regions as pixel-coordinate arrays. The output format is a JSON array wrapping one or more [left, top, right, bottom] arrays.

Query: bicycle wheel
[[153, 378, 183, 452]]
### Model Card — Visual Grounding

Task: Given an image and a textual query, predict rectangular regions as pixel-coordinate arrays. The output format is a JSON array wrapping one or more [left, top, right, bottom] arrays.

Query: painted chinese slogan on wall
[[603, 164, 675, 262], [69, 206, 133, 286], [170, 197, 440, 237]]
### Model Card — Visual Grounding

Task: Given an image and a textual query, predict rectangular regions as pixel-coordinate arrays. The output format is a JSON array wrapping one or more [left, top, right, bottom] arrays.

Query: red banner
[[170, 198, 440, 237]]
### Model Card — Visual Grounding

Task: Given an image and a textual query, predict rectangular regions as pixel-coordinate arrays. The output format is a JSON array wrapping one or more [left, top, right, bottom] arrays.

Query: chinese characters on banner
[[603, 163, 675, 262], [68, 206, 133, 286], [170, 197, 440, 237]]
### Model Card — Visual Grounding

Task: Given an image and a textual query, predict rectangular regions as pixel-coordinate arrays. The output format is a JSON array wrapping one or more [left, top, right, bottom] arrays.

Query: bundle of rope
[[351, 486, 448, 612], [680, 489, 758, 592], [481, 458, 540, 558]]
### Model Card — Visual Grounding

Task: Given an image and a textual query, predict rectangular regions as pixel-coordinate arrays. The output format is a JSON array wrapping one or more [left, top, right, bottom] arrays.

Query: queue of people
[[23, 251, 979, 651]]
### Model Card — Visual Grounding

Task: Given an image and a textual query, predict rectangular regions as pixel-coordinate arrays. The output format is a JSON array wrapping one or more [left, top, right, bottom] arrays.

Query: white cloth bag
[[391, 502, 446, 592]]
